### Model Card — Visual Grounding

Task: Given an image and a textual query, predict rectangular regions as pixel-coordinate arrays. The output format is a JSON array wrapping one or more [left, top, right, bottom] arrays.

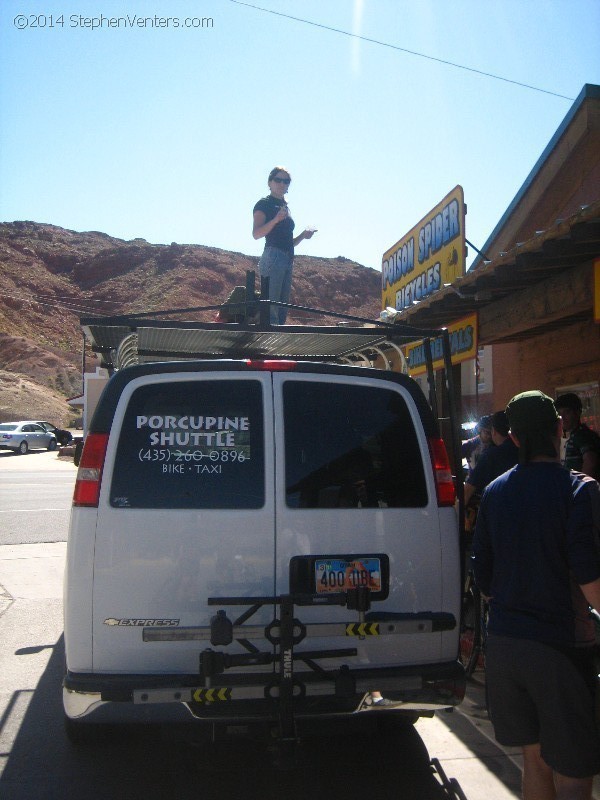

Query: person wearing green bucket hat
[[505, 390, 562, 464], [473, 389, 600, 798]]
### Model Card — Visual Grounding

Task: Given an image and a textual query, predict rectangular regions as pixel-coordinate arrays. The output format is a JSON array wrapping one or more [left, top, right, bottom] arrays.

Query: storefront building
[[394, 83, 600, 430]]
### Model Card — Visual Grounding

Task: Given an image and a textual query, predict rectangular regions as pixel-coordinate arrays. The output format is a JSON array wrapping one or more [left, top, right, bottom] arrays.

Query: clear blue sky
[[1, 0, 599, 273]]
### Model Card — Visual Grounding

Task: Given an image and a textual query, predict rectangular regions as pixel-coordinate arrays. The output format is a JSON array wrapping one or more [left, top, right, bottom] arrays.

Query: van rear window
[[284, 382, 427, 508], [110, 380, 264, 509]]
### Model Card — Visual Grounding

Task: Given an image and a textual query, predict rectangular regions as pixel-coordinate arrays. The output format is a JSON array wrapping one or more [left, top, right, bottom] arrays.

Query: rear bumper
[[64, 660, 465, 723]]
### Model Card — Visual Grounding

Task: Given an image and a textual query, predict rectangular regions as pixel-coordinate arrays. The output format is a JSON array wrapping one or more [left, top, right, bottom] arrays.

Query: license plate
[[314, 557, 382, 594]]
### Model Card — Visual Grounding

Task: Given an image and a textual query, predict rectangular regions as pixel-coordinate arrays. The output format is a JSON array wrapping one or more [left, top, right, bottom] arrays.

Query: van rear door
[[273, 372, 457, 668], [91, 370, 275, 673], [88, 365, 457, 678]]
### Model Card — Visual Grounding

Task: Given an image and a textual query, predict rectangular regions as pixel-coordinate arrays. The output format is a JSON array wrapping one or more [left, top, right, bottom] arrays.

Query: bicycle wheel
[[479, 598, 490, 716], [460, 585, 482, 677]]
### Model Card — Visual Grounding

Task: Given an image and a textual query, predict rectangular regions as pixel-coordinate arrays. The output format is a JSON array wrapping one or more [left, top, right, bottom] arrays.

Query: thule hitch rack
[[143, 588, 456, 767], [203, 590, 366, 764]]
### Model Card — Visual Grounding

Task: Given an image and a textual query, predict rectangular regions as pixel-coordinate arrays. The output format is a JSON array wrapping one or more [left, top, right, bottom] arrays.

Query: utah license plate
[[315, 557, 382, 594]]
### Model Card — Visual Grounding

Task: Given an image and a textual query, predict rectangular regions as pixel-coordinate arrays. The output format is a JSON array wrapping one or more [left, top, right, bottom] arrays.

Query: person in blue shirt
[[473, 390, 600, 799], [464, 410, 518, 509], [462, 414, 493, 471]]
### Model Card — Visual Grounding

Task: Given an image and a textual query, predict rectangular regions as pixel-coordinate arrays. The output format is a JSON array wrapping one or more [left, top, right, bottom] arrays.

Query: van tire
[[64, 714, 111, 745], [377, 712, 419, 733], [63, 714, 91, 744]]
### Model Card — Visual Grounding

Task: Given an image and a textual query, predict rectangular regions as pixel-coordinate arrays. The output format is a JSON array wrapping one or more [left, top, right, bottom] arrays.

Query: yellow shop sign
[[382, 186, 466, 312], [404, 313, 477, 376]]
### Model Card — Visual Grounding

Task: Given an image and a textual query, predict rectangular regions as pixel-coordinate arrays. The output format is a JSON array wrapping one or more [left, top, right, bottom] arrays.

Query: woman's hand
[[293, 227, 317, 247]]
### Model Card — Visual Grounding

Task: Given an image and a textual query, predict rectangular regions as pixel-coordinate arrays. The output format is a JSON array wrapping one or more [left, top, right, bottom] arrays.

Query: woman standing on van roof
[[252, 166, 316, 325]]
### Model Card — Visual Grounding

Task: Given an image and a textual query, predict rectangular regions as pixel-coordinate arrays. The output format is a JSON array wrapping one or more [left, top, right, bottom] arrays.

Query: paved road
[[0, 450, 75, 545], [0, 449, 587, 799]]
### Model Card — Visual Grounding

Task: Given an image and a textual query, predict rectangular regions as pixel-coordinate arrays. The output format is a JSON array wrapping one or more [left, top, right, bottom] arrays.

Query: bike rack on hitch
[[201, 589, 370, 766]]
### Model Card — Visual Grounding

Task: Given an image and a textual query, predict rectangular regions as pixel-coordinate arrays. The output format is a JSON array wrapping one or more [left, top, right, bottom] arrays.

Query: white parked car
[[0, 421, 57, 454]]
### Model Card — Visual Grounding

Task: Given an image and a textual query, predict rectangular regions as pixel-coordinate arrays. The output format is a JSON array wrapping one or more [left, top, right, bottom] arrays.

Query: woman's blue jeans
[[258, 245, 293, 324]]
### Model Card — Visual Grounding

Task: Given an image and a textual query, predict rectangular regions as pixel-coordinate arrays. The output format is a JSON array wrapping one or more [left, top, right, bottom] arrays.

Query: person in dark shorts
[[473, 390, 600, 799], [555, 392, 600, 479], [252, 166, 316, 324]]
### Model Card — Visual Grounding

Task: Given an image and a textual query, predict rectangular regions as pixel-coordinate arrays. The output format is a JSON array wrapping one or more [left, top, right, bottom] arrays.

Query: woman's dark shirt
[[254, 196, 295, 254]]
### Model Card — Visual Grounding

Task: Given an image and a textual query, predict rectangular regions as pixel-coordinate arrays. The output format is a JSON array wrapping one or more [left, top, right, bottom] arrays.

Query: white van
[[64, 329, 465, 747]]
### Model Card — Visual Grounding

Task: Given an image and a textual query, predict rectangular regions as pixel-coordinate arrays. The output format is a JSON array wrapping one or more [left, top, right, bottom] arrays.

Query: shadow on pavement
[[1, 635, 464, 800], [438, 677, 523, 797]]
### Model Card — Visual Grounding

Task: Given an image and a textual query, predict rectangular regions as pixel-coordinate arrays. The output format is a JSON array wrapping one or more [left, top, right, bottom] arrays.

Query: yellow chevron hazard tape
[[193, 687, 232, 703], [345, 622, 380, 637]]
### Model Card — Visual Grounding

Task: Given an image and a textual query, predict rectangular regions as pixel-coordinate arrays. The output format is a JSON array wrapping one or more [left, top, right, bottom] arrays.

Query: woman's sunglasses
[[271, 177, 291, 185]]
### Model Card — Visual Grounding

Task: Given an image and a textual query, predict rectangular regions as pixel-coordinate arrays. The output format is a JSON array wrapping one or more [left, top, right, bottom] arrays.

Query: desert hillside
[[0, 221, 382, 423]]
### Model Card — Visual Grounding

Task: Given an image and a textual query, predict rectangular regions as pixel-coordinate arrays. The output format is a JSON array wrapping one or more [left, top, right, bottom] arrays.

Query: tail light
[[428, 437, 456, 507], [73, 433, 109, 507]]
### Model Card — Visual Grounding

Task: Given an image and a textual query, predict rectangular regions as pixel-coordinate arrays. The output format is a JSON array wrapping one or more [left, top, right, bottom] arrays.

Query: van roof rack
[[80, 271, 444, 372]]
